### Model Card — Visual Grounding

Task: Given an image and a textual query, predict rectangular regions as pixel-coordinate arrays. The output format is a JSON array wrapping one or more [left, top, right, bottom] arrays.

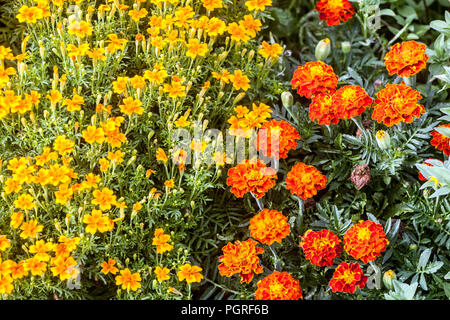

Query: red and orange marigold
[[285, 162, 327, 200], [333, 85, 373, 120], [255, 271, 303, 300], [226, 159, 277, 199], [430, 124, 450, 156], [300, 229, 342, 267], [218, 238, 264, 284], [256, 120, 300, 159], [249, 209, 290, 245], [371, 82, 425, 127], [343, 220, 389, 263], [384, 40, 429, 78], [291, 61, 338, 99], [329, 262, 368, 293], [309, 93, 340, 125], [315, 0, 355, 26]]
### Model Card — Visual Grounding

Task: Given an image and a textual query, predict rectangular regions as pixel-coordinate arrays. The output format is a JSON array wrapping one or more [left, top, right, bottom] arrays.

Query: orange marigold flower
[[0, 275, 14, 294], [115, 268, 141, 291], [177, 264, 203, 284], [371, 82, 425, 127], [333, 85, 373, 120], [315, 0, 355, 26], [384, 41, 429, 77], [19, 219, 43, 239], [249, 209, 290, 245], [309, 92, 340, 125], [50, 255, 78, 281], [101, 259, 119, 275], [285, 162, 327, 200], [430, 124, 450, 156], [343, 220, 389, 263], [152, 228, 173, 254], [255, 271, 303, 300], [226, 159, 277, 199], [0, 235, 11, 252], [154, 266, 170, 282], [218, 239, 264, 284], [91, 188, 117, 211], [299, 229, 342, 267], [329, 262, 368, 293], [256, 120, 300, 159], [291, 61, 338, 99]]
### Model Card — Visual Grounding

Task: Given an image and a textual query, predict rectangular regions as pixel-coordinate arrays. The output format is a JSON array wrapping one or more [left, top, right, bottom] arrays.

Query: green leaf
[[418, 248, 432, 270]]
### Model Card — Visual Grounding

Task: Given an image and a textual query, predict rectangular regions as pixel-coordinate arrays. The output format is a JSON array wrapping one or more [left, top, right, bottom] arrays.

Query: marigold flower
[[19, 219, 43, 239], [285, 162, 327, 200], [67, 20, 93, 38], [119, 97, 144, 116], [329, 262, 368, 293], [82, 125, 105, 144], [83, 209, 114, 234], [50, 256, 78, 281], [226, 159, 277, 199], [101, 259, 119, 275], [16, 5, 43, 24], [0, 235, 11, 252], [229, 70, 250, 91], [238, 15, 261, 38], [0, 275, 14, 294], [256, 120, 300, 159], [106, 34, 128, 54], [177, 264, 203, 284], [258, 41, 283, 60], [14, 193, 36, 211], [343, 220, 389, 263], [202, 0, 223, 11], [23, 257, 47, 276], [245, 0, 272, 11], [333, 85, 373, 120], [384, 41, 429, 77], [249, 209, 290, 245], [115, 268, 141, 291], [255, 271, 303, 300], [92, 188, 117, 211], [291, 61, 338, 99], [300, 229, 342, 267], [218, 239, 264, 283], [163, 80, 186, 99], [53, 136, 75, 155], [186, 39, 208, 59], [156, 148, 169, 162], [10, 211, 24, 229], [155, 266, 171, 282], [29, 240, 54, 262], [315, 0, 355, 26], [430, 124, 450, 156], [227, 23, 250, 43], [152, 228, 174, 254], [308, 93, 340, 125], [371, 82, 425, 127]]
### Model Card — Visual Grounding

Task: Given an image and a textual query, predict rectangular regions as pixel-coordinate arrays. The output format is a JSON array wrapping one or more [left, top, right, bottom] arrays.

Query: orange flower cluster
[[430, 124, 450, 156], [371, 82, 425, 127], [285, 162, 327, 200], [226, 159, 277, 199], [315, 0, 355, 26], [309, 93, 340, 125], [329, 262, 367, 293], [228, 103, 272, 137], [384, 41, 429, 78], [291, 61, 338, 99], [249, 209, 290, 245], [256, 120, 300, 159], [333, 85, 373, 120], [343, 220, 389, 263], [300, 229, 342, 267], [218, 239, 264, 283], [254, 271, 303, 300]]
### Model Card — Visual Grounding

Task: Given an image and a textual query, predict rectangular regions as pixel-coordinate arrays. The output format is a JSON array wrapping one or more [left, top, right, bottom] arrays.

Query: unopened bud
[[341, 41, 351, 54], [383, 270, 396, 290], [281, 91, 293, 108], [315, 38, 331, 61], [376, 130, 391, 150]]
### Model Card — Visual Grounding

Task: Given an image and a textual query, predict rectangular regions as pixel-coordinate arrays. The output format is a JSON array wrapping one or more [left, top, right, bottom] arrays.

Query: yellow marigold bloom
[[258, 41, 283, 60], [152, 228, 174, 254], [66, 43, 90, 59], [34, 147, 57, 166], [0, 65, 16, 88], [229, 70, 250, 91], [67, 20, 93, 38], [227, 22, 250, 43], [83, 209, 113, 234], [115, 268, 142, 291], [130, 75, 146, 89], [50, 255, 78, 281], [0, 235, 11, 252], [14, 194, 36, 211], [0, 275, 14, 294], [245, 0, 272, 11], [119, 97, 144, 116], [53, 136, 75, 155], [190, 140, 208, 152], [81, 173, 101, 190], [29, 240, 54, 262], [92, 188, 117, 211], [108, 150, 124, 164], [4, 178, 21, 195], [23, 257, 47, 276], [10, 211, 24, 229], [177, 264, 203, 284], [174, 115, 190, 128], [146, 169, 156, 178], [20, 219, 43, 239], [128, 8, 148, 22], [16, 5, 43, 24], [101, 259, 119, 275], [155, 266, 170, 281], [112, 76, 129, 94], [163, 80, 186, 99], [156, 148, 168, 163], [46, 89, 63, 105], [82, 125, 105, 144], [55, 183, 73, 205], [0, 45, 14, 61], [144, 68, 168, 85], [186, 39, 208, 59], [384, 40, 429, 78], [132, 202, 143, 213], [174, 6, 195, 28], [87, 48, 107, 61], [106, 34, 128, 54], [10, 260, 28, 280], [202, 0, 223, 11], [212, 69, 231, 84], [239, 15, 261, 38], [62, 94, 84, 112], [204, 17, 227, 36], [55, 236, 80, 258]]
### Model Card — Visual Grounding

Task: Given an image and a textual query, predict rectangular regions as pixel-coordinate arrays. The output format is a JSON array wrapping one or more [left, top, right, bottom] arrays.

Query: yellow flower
[[245, 0, 272, 11], [258, 41, 283, 60], [163, 80, 186, 99], [53, 136, 75, 155], [154, 266, 170, 281], [14, 194, 36, 211], [186, 39, 208, 59], [62, 94, 84, 112], [108, 150, 124, 164], [0, 235, 11, 252], [46, 90, 63, 105], [106, 34, 128, 54], [119, 97, 144, 116], [177, 264, 203, 284], [115, 268, 142, 291], [129, 8, 148, 21], [92, 188, 117, 211], [83, 209, 113, 234], [229, 70, 250, 91], [174, 115, 190, 128], [201, 0, 223, 11], [101, 259, 119, 275], [16, 5, 43, 24], [238, 15, 261, 38], [164, 179, 175, 189], [67, 20, 93, 38], [82, 126, 105, 144], [19, 220, 43, 239], [227, 22, 250, 43]]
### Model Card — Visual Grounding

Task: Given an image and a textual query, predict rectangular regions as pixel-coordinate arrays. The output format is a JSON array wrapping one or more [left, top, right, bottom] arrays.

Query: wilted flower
[[350, 164, 371, 190]]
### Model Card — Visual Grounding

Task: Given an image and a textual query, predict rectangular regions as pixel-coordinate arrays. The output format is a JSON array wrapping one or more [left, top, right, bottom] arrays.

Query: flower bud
[[383, 270, 396, 290], [341, 41, 351, 54], [376, 130, 391, 150], [281, 91, 293, 108], [315, 38, 331, 61]]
